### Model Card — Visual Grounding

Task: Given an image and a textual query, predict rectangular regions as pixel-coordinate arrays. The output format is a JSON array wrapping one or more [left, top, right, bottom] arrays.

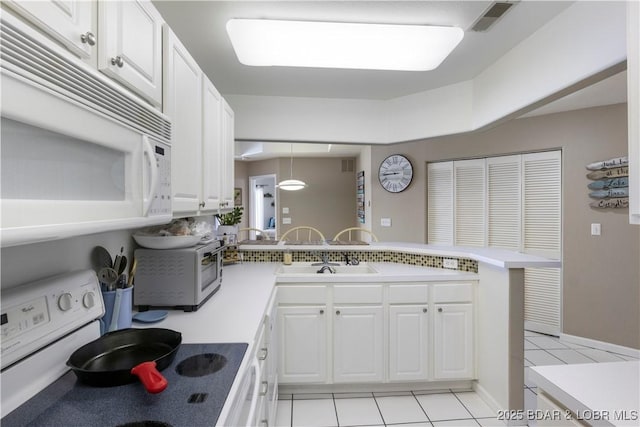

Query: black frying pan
[[67, 328, 182, 394]]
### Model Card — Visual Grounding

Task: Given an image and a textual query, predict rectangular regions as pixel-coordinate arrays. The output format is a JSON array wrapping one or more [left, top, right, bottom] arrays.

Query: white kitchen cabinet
[[98, 0, 163, 107], [433, 303, 474, 380], [3, 0, 97, 64], [278, 306, 327, 384], [201, 77, 223, 212], [220, 99, 236, 209], [163, 27, 202, 214], [389, 305, 429, 381], [333, 305, 384, 383], [263, 295, 279, 427]]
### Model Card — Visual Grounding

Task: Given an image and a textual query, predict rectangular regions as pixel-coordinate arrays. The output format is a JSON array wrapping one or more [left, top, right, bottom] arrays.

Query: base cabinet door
[[278, 306, 327, 384], [333, 305, 384, 383], [433, 303, 474, 379], [389, 305, 429, 381]]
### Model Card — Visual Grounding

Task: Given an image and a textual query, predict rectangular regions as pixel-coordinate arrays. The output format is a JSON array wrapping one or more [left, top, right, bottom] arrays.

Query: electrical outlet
[[443, 258, 458, 269], [381, 218, 392, 227], [591, 223, 601, 236]]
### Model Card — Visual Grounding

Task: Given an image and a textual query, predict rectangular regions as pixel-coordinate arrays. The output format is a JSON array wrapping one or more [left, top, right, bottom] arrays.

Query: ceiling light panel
[[226, 19, 464, 71]]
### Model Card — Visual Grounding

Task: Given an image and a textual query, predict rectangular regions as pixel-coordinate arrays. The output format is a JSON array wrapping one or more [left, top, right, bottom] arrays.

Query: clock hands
[[381, 172, 400, 176]]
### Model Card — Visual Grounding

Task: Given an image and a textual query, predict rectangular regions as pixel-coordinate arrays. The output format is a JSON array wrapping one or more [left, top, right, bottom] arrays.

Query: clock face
[[378, 154, 413, 193]]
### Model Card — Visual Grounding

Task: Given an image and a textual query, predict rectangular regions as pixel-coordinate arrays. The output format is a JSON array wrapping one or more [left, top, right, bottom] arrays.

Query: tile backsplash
[[238, 249, 478, 273]]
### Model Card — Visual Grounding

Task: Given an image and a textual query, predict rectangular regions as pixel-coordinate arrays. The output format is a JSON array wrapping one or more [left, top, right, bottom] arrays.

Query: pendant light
[[277, 144, 307, 191]]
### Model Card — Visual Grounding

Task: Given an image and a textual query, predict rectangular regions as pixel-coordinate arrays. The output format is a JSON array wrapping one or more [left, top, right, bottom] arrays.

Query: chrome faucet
[[312, 252, 339, 273]]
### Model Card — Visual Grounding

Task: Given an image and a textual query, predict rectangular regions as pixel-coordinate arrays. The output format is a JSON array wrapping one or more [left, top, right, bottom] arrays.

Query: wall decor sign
[[357, 171, 365, 223], [586, 156, 629, 209]]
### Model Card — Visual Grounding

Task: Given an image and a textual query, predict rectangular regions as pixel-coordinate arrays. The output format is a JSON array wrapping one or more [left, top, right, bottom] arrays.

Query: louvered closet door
[[454, 159, 486, 247], [522, 151, 562, 335], [486, 156, 522, 250], [427, 162, 454, 245]]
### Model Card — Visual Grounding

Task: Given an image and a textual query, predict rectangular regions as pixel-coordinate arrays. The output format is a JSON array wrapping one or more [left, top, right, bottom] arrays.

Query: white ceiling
[[153, 1, 576, 100], [153, 1, 627, 159]]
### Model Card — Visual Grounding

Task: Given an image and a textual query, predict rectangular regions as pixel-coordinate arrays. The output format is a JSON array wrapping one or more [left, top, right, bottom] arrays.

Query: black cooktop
[[2, 343, 248, 427]]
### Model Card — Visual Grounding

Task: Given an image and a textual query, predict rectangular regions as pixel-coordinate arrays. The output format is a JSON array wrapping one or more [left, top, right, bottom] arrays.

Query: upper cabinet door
[[98, 0, 163, 107], [201, 77, 223, 212], [164, 27, 203, 214], [4, 0, 97, 64], [220, 100, 235, 209]]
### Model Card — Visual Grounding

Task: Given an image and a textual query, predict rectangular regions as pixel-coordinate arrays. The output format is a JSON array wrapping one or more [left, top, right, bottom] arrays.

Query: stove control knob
[[58, 293, 73, 311], [82, 292, 96, 309]]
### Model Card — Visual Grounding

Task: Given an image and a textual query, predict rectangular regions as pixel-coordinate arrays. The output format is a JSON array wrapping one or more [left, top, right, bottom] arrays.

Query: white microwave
[[0, 12, 172, 247]]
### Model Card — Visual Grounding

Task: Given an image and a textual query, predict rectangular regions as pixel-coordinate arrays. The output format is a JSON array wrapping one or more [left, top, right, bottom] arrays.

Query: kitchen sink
[[275, 262, 378, 275]]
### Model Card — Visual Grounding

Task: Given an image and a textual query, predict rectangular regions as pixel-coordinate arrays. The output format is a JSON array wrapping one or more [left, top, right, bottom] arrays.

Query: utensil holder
[[100, 287, 133, 334]]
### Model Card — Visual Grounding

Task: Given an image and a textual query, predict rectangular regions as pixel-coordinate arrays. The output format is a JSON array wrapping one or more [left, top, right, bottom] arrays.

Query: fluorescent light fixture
[[226, 19, 464, 71]]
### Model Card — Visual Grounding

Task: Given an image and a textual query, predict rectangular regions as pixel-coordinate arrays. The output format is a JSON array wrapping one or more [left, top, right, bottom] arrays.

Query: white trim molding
[[560, 333, 640, 359]]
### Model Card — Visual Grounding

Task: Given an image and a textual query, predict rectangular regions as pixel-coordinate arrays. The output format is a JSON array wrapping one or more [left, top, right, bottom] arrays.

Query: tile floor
[[275, 331, 639, 427]]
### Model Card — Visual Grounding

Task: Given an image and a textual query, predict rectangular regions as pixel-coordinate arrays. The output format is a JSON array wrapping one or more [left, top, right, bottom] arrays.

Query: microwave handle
[[142, 135, 159, 216]]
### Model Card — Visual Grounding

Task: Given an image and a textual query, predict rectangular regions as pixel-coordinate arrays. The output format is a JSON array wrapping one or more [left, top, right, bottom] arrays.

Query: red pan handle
[[131, 361, 168, 394]]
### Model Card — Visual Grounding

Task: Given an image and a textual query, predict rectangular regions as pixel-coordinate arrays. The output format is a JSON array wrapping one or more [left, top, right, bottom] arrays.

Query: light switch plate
[[282, 217, 292, 224], [282, 207, 289, 214], [381, 218, 392, 227], [591, 223, 601, 236]]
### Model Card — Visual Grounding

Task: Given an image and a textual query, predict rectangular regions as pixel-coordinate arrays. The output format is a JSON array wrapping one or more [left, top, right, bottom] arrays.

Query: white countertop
[[275, 262, 478, 283], [239, 242, 562, 269], [529, 361, 640, 426]]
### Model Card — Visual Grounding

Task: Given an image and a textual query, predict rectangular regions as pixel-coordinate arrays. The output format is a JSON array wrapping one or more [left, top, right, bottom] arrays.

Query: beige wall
[[235, 157, 358, 240], [371, 104, 640, 349]]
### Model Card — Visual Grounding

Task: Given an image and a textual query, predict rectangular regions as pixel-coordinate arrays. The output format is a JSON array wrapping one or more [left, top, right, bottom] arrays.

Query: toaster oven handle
[[142, 135, 159, 216]]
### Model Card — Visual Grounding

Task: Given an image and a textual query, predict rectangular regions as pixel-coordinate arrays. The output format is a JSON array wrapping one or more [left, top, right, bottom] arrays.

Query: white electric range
[[0, 270, 247, 427]]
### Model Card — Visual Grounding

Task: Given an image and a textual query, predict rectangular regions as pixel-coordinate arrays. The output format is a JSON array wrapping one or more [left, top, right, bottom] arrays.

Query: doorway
[[249, 174, 277, 240]]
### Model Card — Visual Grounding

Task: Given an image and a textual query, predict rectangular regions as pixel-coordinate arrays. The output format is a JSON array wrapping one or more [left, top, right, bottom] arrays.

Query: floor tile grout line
[[411, 390, 433, 424], [451, 388, 482, 422], [371, 392, 387, 427], [331, 393, 340, 427]]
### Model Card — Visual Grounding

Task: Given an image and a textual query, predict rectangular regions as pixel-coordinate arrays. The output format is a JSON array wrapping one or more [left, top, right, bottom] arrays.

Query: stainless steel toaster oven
[[133, 240, 223, 312]]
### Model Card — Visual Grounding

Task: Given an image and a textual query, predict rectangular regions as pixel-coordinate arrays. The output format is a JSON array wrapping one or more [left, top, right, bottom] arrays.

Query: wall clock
[[378, 154, 413, 193]]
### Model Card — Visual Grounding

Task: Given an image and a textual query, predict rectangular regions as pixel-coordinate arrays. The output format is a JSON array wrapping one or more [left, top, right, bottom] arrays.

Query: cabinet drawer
[[388, 284, 429, 304], [432, 283, 473, 303], [334, 285, 383, 304], [278, 285, 327, 304]]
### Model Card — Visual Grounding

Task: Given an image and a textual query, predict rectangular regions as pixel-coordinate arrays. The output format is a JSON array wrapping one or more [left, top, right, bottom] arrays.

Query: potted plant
[[215, 206, 243, 238]]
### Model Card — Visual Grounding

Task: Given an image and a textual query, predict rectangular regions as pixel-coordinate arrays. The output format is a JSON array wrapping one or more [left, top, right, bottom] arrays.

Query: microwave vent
[[0, 17, 171, 143]]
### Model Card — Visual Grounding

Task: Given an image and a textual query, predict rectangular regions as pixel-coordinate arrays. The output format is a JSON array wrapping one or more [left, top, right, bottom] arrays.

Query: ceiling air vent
[[471, 2, 514, 32], [341, 159, 355, 173]]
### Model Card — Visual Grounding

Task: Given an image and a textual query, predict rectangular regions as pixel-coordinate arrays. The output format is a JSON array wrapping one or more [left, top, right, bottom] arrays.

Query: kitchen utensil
[[98, 267, 118, 291], [132, 310, 168, 324], [128, 258, 137, 287], [66, 328, 182, 394], [108, 288, 123, 332], [113, 247, 124, 275], [91, 246, 113, 271], [117, 255, 128, 275]]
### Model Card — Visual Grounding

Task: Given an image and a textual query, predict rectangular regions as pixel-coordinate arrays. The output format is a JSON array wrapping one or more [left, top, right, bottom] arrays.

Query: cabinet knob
[[336, 310, 341, 315], [423, 307, 428, 313], [319, 309, 324, 314], [438, 307, 443, 313], [199, 201, 206, 208], [80, 32, 96, 46], [111, 56, 124, 68]]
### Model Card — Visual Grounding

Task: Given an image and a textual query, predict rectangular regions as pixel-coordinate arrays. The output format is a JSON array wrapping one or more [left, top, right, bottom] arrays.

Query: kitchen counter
[[529, 361, 640, 426], [239, 241, 561, 269], [275, 262, 478, 283], [133, 261, 480, 425]]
